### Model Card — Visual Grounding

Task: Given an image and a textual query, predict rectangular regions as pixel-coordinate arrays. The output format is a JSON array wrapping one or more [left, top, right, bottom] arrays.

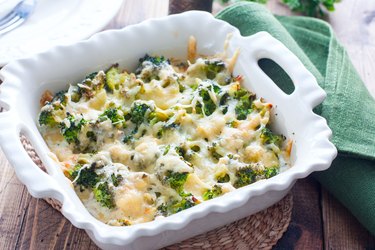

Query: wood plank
[[15, 198, 99, 250], [274, 178, 323, 249], [0, 149, 32, 250], [321, 189, 375, 250]]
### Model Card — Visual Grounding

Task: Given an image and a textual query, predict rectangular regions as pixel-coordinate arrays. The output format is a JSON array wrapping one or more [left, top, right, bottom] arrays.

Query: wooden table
[[1, 0, 374, 249]]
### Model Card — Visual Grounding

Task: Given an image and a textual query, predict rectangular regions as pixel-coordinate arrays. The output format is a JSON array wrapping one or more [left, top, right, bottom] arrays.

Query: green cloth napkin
[[217, 2, 375, 235]]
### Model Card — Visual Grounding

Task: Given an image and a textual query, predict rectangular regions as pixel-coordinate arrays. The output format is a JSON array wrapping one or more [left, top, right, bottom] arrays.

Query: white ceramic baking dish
[[0, 11, 337, 249]]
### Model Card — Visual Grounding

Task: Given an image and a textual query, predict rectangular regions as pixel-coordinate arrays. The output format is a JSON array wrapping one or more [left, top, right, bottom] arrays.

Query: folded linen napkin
[[217, 2, 375, 235]]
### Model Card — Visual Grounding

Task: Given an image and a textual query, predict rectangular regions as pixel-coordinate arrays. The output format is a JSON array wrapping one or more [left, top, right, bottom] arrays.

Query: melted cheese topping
[[38, 51, 290, 226]]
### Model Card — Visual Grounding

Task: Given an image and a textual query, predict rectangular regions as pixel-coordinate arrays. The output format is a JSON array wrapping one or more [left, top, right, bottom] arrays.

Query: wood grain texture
[[1, 0, 375, 249], [15, 198, 99, 250], [274, 178, 323, 250], [322, 189, 375, 250], [0, 149, 31, 250]]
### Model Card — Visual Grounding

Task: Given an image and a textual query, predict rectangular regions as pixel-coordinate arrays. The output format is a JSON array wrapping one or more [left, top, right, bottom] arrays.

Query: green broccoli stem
[[94, 182, 115, 209]]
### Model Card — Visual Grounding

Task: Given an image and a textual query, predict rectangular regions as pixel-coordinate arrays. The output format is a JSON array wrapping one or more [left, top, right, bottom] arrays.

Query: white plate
[[0, 0, 123, 66]]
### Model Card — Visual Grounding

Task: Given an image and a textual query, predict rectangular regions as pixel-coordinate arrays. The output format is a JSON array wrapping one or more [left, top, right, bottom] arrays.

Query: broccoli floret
[[260, 127, 285, 147], [136, 54, 170, 81], [212, 84, 221, 94], [264, 167, 279, 179], [204, 60, 225, 80], [60, 114, 86, 144], [77, 71, 105, 98], [157, 203, 168, 216], [169, 197, 196, 213], [93, 182, 115, 209], [195, 102, 203, 115], [201, 89, 216, 116], [105, 64, 127, 92], [219, 92, 230, 106], [76, 123, 100, 154], [219, 92, 230, 115], [52, 90, 68, 106], [99, 107, 125, 127], [156, 121, 179, 139], [234, 166, 256, 188], [38, 110, 58, 127], [221, 106, 228, 114], [234, 88, 255, 120], [216, 173, 230, 183], [106, 66, 119, 91], [111, 173, 123, 187], [138, 54, 169, 67], [202, 185, 222, 201], [233, 165, 279, 189], [129, 102, 152, 126], [195, 82, 221, 116], [164, 171, 189, 194], [157, 196, 196, 216], [70, 164, 100, 191], [233, 88, 248, 99], [198, 88, 216, 116], [122, 125, 140, 144]]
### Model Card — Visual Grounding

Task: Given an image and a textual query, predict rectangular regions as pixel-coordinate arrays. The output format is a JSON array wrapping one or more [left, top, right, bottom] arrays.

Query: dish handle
[[239, 31, 326, 109], [0, 110, 65, 201]]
